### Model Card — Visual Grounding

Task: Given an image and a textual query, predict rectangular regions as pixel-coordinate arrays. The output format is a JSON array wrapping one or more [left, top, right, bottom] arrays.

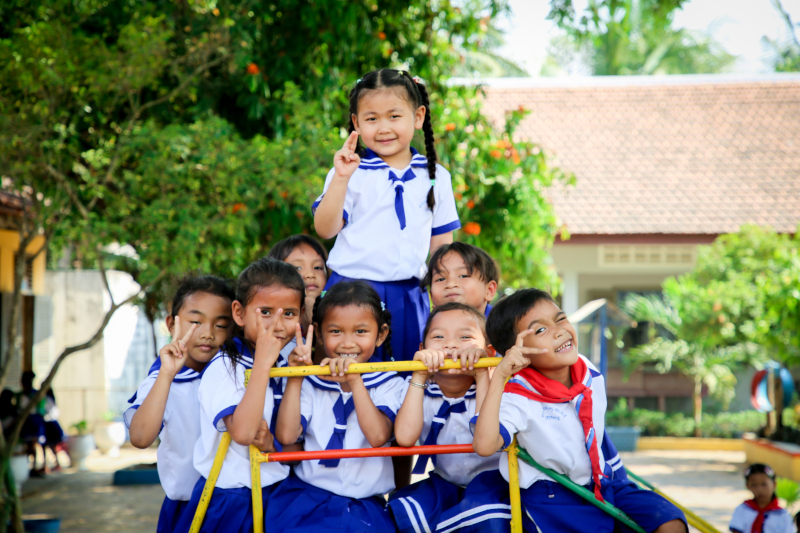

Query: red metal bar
[[264, 444, 474, 463]]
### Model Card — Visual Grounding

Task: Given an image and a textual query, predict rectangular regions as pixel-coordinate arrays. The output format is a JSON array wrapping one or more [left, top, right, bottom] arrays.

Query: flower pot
[[93, 421, 126, 457], [22, 514, 60, 533], [606, 426, 641, 452], [65, 435, 94, 471], [9, 455, 29, 493]]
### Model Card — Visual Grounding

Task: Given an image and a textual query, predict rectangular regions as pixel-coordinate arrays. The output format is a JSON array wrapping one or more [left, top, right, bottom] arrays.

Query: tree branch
[[96, 252, 115, 308], [44, 164, 89, 219]]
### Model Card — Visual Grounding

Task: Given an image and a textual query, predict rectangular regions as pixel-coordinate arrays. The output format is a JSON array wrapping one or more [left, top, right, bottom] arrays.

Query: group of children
[[125, 67, 702, 532]]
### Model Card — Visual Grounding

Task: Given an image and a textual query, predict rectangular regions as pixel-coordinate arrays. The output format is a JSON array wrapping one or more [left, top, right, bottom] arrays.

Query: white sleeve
[[779, 511, 794, 533], [431, 164, 460, 236], [728, 504, 748, 533], [200, 358, 246, 432], [299, 379, 316, 436], [372, 376, 406, 423], [497, 393, 532, 450], [312, 168, 354, 227], [123, 375, 158, 429]]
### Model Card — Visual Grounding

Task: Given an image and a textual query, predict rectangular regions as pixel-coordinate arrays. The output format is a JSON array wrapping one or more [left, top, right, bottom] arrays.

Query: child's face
[[423, 309, 487, 377], [352, 88, 425, 165], [232, 285, 303, 348], [514, 299, 578, 372], [430, 252, 497, 312], [285, 243, 327, 302], [318, 304, 388, 364], [167, 292, 232, 369], [746, 473, 775, 505]]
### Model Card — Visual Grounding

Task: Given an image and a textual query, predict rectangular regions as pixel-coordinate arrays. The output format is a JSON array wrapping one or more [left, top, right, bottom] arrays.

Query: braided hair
[[348, 69, 437, 211], [311, 281, 393, 362]]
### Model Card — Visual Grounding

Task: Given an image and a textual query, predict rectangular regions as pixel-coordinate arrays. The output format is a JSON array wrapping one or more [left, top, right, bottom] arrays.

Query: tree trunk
[[693, 378, 703, 438]]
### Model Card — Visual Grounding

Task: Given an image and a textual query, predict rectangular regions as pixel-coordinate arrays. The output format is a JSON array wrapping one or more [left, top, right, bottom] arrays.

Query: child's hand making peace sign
[[254, 308, 286, 368], [495, 329, 547, 380], [287, 324, 313, 367], [159, 317, 199, 377], [333, 131, 361, 180]]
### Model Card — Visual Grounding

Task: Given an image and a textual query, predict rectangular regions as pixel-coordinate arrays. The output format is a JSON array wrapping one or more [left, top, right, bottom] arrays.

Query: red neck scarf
[[743, 497, 782, 533], [504, 357, 605, 502]]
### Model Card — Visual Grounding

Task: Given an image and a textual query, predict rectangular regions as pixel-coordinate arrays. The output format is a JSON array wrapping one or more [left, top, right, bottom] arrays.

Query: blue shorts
[[157, 496, 189, 533], [265, 474, 394, 532], [325, 272, 429, 363], [521, 477, 687, 533], [173, 476, 277, 533]]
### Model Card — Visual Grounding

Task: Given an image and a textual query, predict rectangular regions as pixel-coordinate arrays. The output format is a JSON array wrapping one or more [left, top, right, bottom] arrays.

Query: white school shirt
[[312, 148, 460, 282], [417, 382, 500, 487], [193, 351, 290, 489], [730, 503, 793, 533], [495, 355, 607, 490], [124, 360, 202, 501], [295, 372, 406, 498]]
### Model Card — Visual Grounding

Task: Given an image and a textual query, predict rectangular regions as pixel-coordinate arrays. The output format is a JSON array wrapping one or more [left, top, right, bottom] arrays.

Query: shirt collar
[[306, 370, 399, 392], [424, 382, 477, 399], [358, 147, 428, 170], [147, 356, 202, 383]]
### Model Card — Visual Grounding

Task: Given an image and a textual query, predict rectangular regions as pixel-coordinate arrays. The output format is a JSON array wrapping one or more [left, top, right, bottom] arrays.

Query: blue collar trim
[[146, 356, 202, 383], [306, 370, 399, 392], [424, 382, 477, 399], [358, 147, 428, 170]]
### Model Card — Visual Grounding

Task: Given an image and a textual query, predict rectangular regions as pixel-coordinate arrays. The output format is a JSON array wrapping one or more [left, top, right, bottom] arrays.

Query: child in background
[[175, 259, 304, 533], [313, 69, 460, 364], [272, 281, 405, 532], [473, 289, 686, 533], [730, 464, 792, 533], [421, 242, 498, 318], [126, 276, 234, 533], [389, 303, 509, 533]]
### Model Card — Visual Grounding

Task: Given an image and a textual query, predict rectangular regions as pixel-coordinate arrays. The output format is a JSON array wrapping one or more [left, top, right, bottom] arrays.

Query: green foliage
[[545, 0, 736, 75], [776, 477, 800, 510], [606, 401, 765, 438], [69, 421, 89, 436], [762, 0, 800, 72]]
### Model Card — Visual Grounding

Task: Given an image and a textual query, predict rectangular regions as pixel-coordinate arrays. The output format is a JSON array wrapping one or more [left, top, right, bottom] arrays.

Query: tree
[[545, 0, 736, 75], [762, 0, 800, 72]]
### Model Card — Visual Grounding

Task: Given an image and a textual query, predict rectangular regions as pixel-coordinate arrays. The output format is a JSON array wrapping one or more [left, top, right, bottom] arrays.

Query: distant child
[[126, 275, 234, 533], [272, 281, 405, 532], [313, 69, 460, 363], [389, 303, 509, 533], [267, 234, 328, 330], [473, 289, 687, 533], [174, 259, 304, 533], [730, 464, 792, 533], [421, 242, 498, 318]]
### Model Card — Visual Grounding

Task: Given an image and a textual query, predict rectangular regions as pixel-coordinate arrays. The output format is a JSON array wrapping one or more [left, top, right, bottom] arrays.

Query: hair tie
[[412, 76, 421, 84], [430, 179, 435, 186], [381, 301, 386, 311], [355, 78, 362, 85], [320, 290, 326, 298]]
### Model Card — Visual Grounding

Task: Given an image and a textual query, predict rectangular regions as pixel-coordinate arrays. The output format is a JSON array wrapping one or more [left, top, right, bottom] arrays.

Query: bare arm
[[394, 350, 444, 447], [276, 325, 313, 445], [430, 231, 454, 258], [314, 132, 361, 239]]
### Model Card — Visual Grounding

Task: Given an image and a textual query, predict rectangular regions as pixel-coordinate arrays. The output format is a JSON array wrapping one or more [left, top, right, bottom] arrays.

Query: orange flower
[[232, 203, 246, 214], [378, 31, 387, 40], [445, 123, 456, 131], [454, 192, 463, 201], [280, 191, 289, 199], [295, 211, 304, 219], [511, 148, 521, 164], [212, 8, 220, 16], [462, 222, 481, 236], [489, 149, 502, 159], [268, 199, 277, 208], [466, 200, 475, 209], [495, 140, 508, 149], [246, 63, 260, 75]]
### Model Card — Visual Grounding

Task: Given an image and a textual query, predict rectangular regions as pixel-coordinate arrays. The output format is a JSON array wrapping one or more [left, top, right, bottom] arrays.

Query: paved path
[[19, 447, 758, 532]]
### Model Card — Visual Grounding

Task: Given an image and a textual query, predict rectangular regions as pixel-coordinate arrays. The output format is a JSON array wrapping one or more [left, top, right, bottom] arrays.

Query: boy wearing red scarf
[[473, 288, 687, 533], [730, 464, 792, 533]]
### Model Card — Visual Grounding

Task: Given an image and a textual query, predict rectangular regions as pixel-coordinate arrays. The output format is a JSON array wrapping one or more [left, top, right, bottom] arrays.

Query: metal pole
[[263, 443, 474, 463], [268, 357, 499, 378], [251, 446, 265, 533], [507, 439, 523, 533], [189, 433, 231, 533]]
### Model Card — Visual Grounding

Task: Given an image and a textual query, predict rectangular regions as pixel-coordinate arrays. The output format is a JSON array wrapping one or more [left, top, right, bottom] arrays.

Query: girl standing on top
[[313, 69, 460, 364]]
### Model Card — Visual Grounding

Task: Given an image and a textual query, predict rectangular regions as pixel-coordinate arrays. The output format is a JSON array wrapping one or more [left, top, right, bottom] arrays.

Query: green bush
[[606, 400, 765, 438]]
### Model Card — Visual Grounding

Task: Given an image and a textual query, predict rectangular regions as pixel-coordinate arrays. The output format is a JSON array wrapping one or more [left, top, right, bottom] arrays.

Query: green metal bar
[[516, 447, 647, 533]]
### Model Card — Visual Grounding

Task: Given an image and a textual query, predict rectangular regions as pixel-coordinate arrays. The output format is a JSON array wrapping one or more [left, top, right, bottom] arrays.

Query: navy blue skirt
[[324, 272, 429, 363], [173, 477, 277, 533], [521, 477, 686, 533], [266, 474, 394, 532], [158, 496, 189, 533]]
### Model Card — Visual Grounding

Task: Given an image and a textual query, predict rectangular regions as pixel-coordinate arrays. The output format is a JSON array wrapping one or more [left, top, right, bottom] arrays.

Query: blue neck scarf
[[412, 399, 468, 475]]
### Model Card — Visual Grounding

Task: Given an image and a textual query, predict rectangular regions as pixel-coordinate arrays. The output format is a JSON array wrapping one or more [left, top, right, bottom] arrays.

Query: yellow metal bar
[[251, 446, 265, 533], [627, 471, 720, 533], [189, 432, 232, 533], [506, 438, 523, 533], [268, 357, 499, 378]]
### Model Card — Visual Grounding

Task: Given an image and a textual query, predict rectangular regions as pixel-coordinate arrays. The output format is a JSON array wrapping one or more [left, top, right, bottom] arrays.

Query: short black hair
[[267, 235, 329, 275], [745, 463, 776, 481], [486, 289, 555, 356], [171, 275, 235, 318], [422, 302, 487, 344], [420, 242, 499, 290]]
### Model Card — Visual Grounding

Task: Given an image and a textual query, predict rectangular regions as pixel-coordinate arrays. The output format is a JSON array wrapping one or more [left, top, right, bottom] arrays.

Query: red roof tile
[[479, 75, 800, 235]]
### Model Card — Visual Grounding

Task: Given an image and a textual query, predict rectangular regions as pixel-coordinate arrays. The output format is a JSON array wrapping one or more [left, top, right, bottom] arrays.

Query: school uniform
[[174, 339, 289, 533], [265, 371, 406, 532], [480, 355, 685, 533], [389, 382, 509, 533], [124, 358, 203, 533], [313, 148, 460, 362], [484, 303, 493, 319], [730, 499, 793, 533]]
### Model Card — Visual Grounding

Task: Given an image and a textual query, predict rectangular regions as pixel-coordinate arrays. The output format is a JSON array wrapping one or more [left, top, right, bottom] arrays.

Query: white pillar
[[562, 270, 579, 315]]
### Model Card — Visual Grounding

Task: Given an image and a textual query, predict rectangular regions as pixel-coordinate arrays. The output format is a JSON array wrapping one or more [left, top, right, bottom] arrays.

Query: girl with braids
[[175, 258, 304, 533], [272, 281, 406, 532], [313, 69, 460, 365]]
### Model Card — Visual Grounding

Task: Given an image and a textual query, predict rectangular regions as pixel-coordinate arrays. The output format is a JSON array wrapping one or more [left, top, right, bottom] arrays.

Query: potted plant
[[93, 411, 126, 457], [605, 398, 641, 452], [65, 421, 94, 471]]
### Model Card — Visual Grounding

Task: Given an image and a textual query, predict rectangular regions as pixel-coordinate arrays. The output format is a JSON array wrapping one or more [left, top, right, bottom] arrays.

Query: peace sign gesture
[[287, 324, 313, 367], [333, 131, 361, 180], [159, 316, 198, 377], [254, 308, 285, 367], [495, 329, 547, 379]]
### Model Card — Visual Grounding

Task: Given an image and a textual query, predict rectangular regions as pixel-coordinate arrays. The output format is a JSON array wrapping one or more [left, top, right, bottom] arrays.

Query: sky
[[496, 0, 800, 76]]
